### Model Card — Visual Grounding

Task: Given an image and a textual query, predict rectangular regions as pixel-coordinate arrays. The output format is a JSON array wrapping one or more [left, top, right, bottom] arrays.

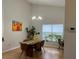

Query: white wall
[[2, 0, 32, 52], [31, 5, 65, 39], [64, 0, 76, 59]]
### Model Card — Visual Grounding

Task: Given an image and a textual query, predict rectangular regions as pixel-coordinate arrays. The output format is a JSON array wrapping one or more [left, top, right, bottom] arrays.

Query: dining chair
[[40, 40, 45, 53], [34, 40, 45, 53], [19, 42, 28, 59]]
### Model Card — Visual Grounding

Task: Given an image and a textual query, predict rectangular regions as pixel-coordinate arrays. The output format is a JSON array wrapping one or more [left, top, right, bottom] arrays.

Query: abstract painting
[[12, 20, 22, 31]]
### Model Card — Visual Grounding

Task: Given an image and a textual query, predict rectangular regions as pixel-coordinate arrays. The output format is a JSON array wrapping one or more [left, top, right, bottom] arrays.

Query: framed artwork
[[12, 20, 22, 31]]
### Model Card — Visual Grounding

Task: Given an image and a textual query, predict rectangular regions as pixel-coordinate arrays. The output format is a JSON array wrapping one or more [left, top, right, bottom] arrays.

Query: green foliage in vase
[[25, 26, 40, 39]]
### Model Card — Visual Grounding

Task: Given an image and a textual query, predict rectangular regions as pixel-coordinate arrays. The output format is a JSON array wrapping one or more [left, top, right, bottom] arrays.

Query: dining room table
[[20, 39, 44, 57]]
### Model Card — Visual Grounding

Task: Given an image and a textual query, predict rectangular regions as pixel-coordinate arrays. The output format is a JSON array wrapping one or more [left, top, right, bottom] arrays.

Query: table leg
[[26, 46, 33, 57]]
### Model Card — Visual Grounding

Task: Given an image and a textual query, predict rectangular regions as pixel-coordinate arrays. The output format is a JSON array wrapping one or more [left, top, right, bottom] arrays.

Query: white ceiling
[[27, 0, 65, 7]]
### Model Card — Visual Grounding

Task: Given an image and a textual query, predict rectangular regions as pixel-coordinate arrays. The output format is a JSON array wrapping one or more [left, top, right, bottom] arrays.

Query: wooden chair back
[[20, 42, 28, 51], [40, 40, 45, 47], [34, 40, 45, 51]]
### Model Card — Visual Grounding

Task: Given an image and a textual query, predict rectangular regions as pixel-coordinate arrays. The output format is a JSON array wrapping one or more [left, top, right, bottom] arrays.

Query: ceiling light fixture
[[32, 16, 42, 20], [32, 0, 43, 20], [32, 16, 36, 20]]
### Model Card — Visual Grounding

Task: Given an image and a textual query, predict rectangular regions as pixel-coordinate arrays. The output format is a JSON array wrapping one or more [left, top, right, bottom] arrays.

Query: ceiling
[[27, 0, 65, 7]]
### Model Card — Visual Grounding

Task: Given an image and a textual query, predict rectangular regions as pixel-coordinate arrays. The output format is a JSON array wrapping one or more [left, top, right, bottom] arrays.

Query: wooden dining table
[[21, 39, 44, 57]]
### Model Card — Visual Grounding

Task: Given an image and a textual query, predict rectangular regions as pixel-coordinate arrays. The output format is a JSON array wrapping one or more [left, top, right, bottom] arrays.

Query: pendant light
[[32, 0, 43, 20]]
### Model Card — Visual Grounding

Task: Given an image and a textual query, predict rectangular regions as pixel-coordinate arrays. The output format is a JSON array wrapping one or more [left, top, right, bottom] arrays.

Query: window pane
[[42, 24, 64, 42], [52, 24, 64, 35], [43, 25, 51, 32]]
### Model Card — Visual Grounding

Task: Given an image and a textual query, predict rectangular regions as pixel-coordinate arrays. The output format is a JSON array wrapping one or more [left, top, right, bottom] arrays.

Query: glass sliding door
[[42, 24, 64, 42]]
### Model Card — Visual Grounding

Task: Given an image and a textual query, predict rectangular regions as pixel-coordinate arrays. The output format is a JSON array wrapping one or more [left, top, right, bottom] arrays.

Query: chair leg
[[19, 51, 23, 59], [42, 47, 45, 53]]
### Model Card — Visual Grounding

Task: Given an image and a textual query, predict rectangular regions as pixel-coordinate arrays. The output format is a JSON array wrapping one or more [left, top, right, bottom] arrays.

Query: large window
[[42, 24, 64, 42]]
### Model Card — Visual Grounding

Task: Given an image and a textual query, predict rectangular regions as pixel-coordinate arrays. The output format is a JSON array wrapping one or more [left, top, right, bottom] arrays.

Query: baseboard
[[2, 46, 20, 53]]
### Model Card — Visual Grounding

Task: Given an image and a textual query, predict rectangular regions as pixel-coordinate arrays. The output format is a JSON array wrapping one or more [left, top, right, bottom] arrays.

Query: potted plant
[[25, 26, 40, 40]]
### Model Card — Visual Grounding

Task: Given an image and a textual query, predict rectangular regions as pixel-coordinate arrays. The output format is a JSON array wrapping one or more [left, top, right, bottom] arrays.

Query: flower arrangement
[[25, 26, 40, 40]]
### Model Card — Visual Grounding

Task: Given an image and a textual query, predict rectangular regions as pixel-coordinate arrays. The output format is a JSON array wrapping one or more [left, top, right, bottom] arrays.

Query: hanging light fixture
[[32, 16, 42, 20], [32, 16, 36, 20], [38, 16, 42, 20], [32, 0, 43, 20]]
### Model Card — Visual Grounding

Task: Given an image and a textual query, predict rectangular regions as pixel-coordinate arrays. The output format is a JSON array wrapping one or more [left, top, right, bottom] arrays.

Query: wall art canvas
[[12, 21, 22, 31]]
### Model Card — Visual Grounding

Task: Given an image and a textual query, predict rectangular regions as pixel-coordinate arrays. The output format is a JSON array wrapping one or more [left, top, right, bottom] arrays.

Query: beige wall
[[2, 1, 76, 59], [31, 5, 65, 24], [2, 0, 32, 52], [31, 5, 65, 39], [64, 0, 76, 59]]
